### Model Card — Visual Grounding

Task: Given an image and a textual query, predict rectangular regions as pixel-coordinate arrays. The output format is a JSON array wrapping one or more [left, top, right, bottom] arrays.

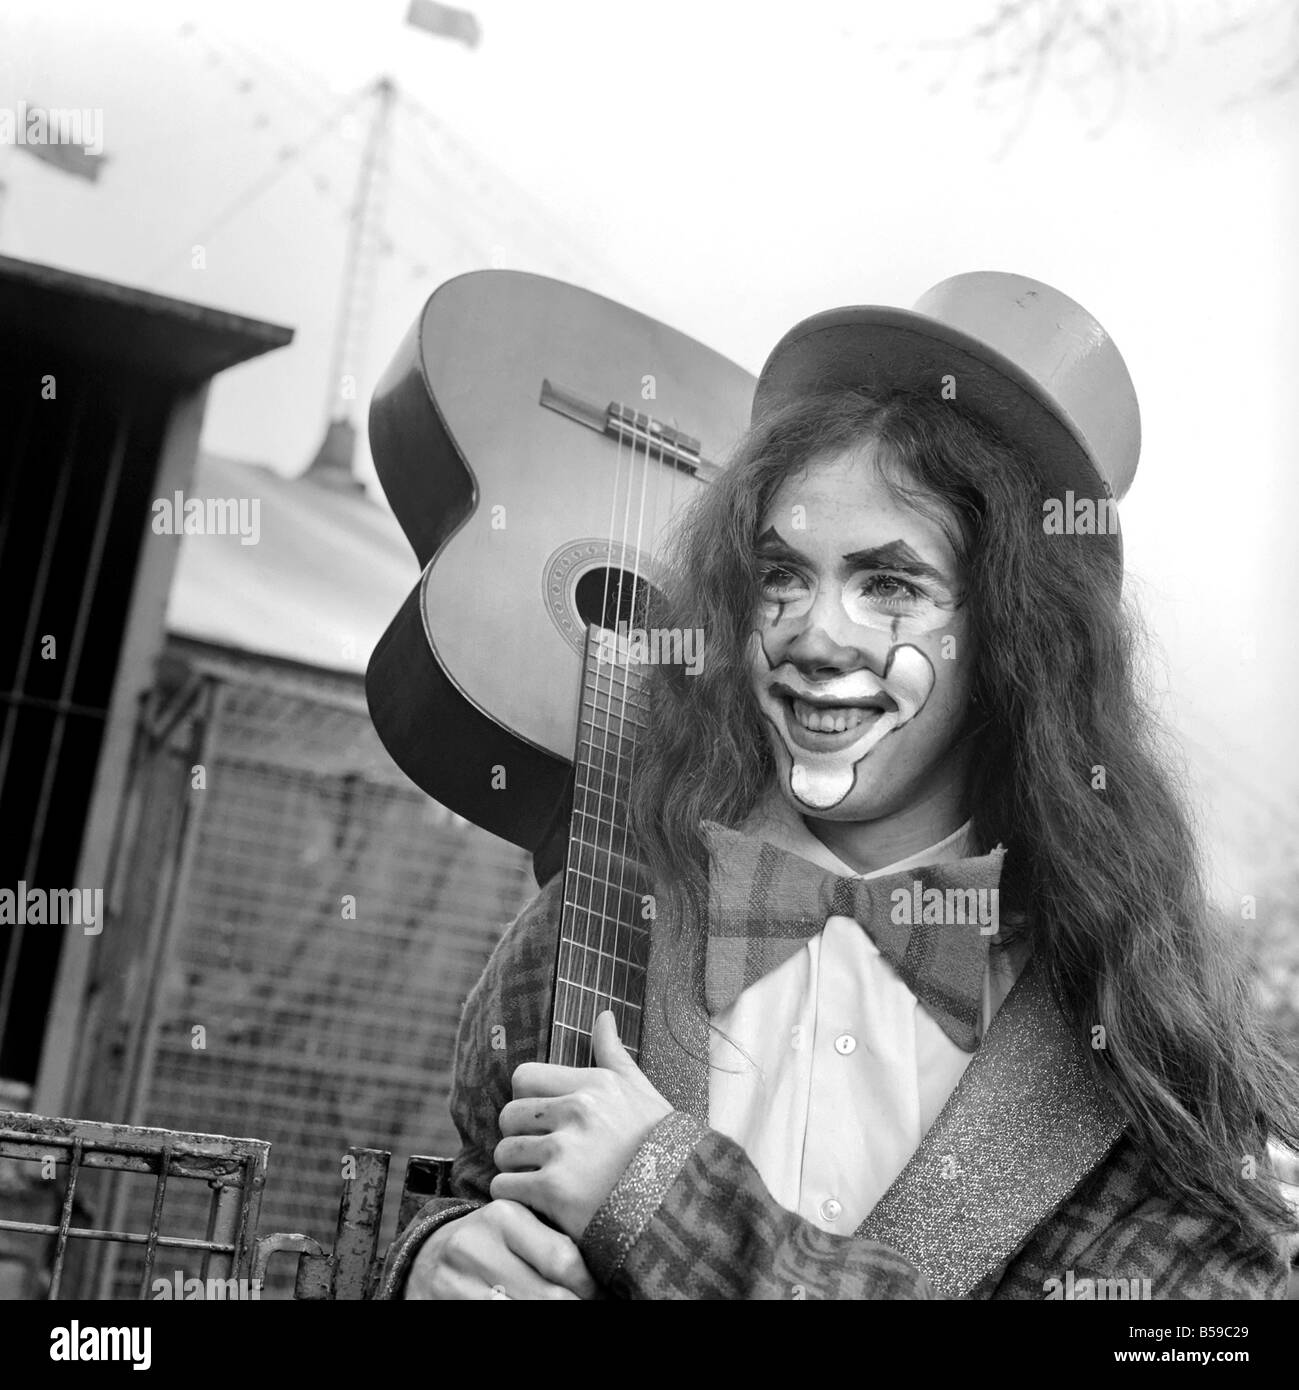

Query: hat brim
[[752, 305, 1121, 565]]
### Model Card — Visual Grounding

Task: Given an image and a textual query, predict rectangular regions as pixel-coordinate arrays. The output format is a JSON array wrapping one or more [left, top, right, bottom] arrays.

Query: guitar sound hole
[[574, 567, 654, 632]]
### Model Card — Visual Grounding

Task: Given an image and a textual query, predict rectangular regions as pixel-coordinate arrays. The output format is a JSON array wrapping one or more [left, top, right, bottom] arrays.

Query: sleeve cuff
[[579, 1111, 709, 1285], [377, 1199, 482, 1300]]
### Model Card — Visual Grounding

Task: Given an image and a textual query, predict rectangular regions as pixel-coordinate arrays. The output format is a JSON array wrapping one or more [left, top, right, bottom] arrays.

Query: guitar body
[[367, 271, 755, 854]]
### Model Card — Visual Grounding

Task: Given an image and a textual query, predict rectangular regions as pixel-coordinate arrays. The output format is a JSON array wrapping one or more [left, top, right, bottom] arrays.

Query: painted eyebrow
[[754, 528, 949, 585]]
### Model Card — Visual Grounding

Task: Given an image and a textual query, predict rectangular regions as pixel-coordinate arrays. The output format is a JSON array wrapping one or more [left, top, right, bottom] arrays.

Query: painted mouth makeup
[[755, 646, 936, 810], [775, 688, 898, 751]]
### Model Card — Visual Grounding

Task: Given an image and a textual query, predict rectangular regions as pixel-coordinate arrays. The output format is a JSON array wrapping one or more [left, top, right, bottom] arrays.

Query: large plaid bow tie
[[700, 820, 1007, 1051]]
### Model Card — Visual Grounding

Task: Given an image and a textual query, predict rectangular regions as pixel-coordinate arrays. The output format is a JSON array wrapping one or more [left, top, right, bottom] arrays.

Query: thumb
[[591, 1010, 633, 1073]]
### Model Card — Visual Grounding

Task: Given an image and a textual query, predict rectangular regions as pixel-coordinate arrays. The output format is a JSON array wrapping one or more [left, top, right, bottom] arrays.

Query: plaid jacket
[[380, 874, 1289, 1300]]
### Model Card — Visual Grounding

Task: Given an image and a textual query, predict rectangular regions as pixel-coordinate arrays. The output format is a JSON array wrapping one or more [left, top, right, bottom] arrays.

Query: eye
[[858, 573, 924, 607], [758, 563, 805, 595]]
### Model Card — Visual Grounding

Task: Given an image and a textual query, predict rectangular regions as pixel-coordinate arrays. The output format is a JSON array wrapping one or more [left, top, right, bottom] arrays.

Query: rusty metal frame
[[0, 1111, 450, 1300], [0, 1111, 268, 1300]]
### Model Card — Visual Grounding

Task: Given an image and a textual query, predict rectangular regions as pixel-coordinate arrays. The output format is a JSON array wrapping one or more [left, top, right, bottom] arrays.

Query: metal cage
[[0, 1110, 450, 1301]]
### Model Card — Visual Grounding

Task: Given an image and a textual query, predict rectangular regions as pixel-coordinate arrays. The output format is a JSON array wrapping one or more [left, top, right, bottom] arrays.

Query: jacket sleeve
[[577, 1111, 935, 1300], [1065, 1197, 1290, 1300], [377, 874, 563, 1299]]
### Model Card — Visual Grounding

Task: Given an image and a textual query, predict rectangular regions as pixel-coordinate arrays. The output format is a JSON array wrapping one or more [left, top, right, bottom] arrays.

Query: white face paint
[[752, 628, 937, 810], [761, 573, 952, 644], [747, 445, 975, 828]]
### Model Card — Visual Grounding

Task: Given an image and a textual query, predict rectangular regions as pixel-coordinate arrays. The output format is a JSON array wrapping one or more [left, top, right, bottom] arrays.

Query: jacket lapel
[[857, 954, 1127, 1296]]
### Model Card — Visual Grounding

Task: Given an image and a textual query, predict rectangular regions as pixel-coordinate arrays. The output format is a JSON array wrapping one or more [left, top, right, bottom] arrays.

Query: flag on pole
[[17, 141, 107, 184], [405, 0, 481, 49]]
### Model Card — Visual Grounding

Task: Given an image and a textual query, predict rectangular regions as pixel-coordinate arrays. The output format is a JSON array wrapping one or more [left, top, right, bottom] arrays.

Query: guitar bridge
[[539, 378, 720, 481]]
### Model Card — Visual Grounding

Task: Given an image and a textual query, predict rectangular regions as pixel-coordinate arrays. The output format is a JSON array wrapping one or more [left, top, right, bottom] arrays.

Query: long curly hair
[[626, 386, 1299, 1241]]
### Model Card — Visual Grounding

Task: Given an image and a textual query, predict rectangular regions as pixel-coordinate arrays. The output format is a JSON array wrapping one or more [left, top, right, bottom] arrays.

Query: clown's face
[[749, 442, 975, 829]]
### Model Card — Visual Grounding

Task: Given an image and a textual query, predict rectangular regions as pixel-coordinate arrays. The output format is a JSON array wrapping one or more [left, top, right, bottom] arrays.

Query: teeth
[[791, 698, 878, 734]]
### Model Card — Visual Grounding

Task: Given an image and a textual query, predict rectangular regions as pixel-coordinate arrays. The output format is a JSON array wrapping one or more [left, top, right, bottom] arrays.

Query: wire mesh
[[74, 644, 537, 1297]]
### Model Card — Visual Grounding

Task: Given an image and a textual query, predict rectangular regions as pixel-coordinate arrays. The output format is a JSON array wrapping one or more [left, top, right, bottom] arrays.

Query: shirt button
[[834, 1033, 856, 1055], [819, 1197, 843, 1223]]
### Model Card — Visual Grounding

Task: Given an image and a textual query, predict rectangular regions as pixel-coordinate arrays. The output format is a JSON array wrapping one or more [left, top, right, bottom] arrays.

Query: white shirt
[[707, 805, 1023, 1233]]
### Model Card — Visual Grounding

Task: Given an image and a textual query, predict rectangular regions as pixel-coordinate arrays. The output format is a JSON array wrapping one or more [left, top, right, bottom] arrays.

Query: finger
[[490, 1169, 549, 1221], [511, 1061, 589, 1099], [494, 1134, 550, 1172], [499, 1097, 558, 1137], [589, 1010, 631, 1072], [476, 1248, 579, 1302], [501, 1207, 600, 1300]]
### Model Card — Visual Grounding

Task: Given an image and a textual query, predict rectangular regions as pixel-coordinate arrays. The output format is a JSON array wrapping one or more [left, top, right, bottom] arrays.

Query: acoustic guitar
[[366, 270, 755, 1060]]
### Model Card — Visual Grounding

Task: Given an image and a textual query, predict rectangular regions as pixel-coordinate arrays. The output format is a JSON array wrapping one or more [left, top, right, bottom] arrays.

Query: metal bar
[[396, 1154, 455, 1232], [228, 1149, 267, 1281], [252, 1232, 330, 1300], [201, 1182, 241, 1283], [45, 1137, 83, 1300], [98, 677, 225, 1296], [0, 383, 36, 573], [137, 1142, 170, 1296], [0, 391, 84, 793], [0, 1126, 267, 1161], [24, 403, 133, 888], [0, 393, 86, 1044], [198, 1180, 222, 1285], [329, 1147, 391, 1300], [0, 1220, 235, 1252], [0, 691, 109, 720], [142, 670, 207, 751], [121, 676, 225, 1128]]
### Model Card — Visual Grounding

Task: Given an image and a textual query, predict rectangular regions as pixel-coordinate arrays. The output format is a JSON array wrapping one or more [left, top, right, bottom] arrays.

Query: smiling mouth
[[770, 690, 896, 751]]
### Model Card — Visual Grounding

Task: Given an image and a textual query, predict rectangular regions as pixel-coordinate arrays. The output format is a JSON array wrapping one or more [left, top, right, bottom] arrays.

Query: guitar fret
[[564, 878, 650, 911], [581, 677, 650, 703], [581, 700, 649, 726], [552, 978, 644, 1012], [549, 631, 654, 1065], [556, 937, 649, 963]]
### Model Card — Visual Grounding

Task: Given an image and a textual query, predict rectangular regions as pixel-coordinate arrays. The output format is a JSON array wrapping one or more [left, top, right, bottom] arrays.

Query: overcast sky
[[2, 0, 1296, 897]]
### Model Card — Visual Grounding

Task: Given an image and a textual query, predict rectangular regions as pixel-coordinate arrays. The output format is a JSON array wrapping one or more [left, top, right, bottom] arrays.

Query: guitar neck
[[549, 626, 653, 1066]]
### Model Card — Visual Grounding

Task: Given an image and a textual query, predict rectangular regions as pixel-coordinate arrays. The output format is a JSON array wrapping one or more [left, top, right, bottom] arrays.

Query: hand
[[491, 1011, 673, 1239], [402, 1199, 601, 1300]]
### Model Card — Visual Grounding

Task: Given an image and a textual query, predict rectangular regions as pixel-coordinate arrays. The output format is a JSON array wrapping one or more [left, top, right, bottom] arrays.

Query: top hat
[[752, 271, 1140, 569]]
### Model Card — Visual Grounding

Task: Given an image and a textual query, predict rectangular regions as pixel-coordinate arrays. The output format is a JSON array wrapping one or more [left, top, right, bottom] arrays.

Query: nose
[[778, 586, 871, 679]]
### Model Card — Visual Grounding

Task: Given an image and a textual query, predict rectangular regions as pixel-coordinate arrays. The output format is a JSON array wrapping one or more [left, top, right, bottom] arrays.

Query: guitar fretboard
[[549, 627, 653, 1066]]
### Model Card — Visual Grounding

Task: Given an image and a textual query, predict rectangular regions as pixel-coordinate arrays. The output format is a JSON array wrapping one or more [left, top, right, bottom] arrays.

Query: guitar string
[[557, 382, 632, 1067], [575, 377, 640, 1065], [562, 389, 688, 1062], [590, 400, 645, 1065], [576, 397, 684, 1059], [607, 405, 668, 1056]]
